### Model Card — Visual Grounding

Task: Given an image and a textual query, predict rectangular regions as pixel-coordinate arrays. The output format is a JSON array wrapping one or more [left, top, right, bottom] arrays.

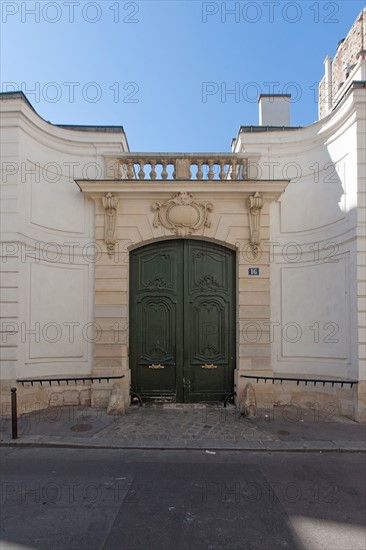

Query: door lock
[[201, 364, 218, 369], [148, 364, 165, 369]]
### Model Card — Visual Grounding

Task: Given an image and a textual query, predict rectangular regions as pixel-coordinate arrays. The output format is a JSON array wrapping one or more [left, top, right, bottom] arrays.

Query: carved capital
[[153, 192, 213, 237], [102, 193, 119, 257], [248, 192, 264, 257]]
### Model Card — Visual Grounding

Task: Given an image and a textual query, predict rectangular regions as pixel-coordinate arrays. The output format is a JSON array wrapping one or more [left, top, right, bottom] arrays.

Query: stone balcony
[[104, 153, 253, 181], [78, 152, 289, 261]]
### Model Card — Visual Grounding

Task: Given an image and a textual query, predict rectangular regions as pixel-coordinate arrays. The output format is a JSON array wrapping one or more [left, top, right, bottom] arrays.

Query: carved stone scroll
[[248, 192, 264, 257], [153, 192, 213, 237], [102, 193, 119, 257]]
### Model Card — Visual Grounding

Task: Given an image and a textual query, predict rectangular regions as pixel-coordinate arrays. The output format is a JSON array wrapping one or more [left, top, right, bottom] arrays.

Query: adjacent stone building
[[1, 9, 365, 420]]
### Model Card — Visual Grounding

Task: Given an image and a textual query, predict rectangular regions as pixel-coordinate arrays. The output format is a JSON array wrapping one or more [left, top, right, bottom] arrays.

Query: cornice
[[75, 180, 289, 202]]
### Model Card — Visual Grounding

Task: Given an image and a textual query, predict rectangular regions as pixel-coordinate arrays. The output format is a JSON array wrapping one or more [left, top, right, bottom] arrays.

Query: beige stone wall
[[357, 382, 366, 422], [86, 178, 364, 420], [0, 379, 92, 418], [88, 186, 274, 407], [0, 93, 129, 416], [235, 84, 365, 421], [244, 380, 357, 420], [356, 101, 366, 423]]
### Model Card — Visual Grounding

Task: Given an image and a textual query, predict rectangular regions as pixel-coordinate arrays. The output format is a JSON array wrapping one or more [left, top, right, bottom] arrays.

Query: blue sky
[[1, 0, 365, 151]]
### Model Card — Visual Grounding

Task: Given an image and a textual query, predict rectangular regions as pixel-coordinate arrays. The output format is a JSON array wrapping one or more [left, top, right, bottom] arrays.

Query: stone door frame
[[75, 180, 288, 407]]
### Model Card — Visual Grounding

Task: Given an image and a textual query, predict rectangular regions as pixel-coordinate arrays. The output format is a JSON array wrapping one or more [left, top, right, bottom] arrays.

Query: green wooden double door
[[129, 240, 236, 402]]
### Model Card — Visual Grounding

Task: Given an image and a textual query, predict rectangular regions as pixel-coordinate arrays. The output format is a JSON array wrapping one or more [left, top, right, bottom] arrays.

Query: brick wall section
[[319, 8, 365, 118], [332, 10, 365, 93], [318, 77, 327, 119]]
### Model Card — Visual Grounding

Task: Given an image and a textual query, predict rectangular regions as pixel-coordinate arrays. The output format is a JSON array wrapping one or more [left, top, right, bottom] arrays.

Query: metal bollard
[[11, 387, 17, 439]]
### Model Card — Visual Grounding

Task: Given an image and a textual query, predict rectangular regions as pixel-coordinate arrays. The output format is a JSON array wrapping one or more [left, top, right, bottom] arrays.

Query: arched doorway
[[129, 239, 236, 402]]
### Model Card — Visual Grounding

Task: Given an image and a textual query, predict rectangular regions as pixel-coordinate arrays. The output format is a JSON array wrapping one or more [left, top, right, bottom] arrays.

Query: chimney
[[258, 94, 291, 126]]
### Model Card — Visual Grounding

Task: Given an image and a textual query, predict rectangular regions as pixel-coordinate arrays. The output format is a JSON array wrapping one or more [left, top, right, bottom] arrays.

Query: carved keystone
[[153, 192, 213, 237]]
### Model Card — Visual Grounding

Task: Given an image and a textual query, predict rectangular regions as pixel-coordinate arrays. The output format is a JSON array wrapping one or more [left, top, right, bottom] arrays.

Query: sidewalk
[[1, 403, 365, 452]]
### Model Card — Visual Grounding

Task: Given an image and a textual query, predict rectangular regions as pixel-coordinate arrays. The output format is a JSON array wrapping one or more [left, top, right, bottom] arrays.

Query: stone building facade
[[1, 10, 365, 421]]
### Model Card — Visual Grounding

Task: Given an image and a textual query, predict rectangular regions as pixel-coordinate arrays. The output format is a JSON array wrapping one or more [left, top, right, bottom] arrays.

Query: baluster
[[231, 160, 237, 180], [219, 162, 226, 180], [161, 161, 168, 180], [188, 163, 192, 180], [207, 160, 214, 180], [196, 161, 203, 180], [150, 160, 157, 180], [242, 160, 248, 180], [127, 160, 134, 179], [172, 162, 176, 180], [138, 160, 145, 180], [236, 161, 241, 180]]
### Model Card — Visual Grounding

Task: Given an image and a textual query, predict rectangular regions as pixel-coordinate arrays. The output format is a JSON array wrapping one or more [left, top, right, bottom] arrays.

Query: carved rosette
[[102, 193, 119, 257], [152, 192, 213, 237], [248, 192, 264, 257]]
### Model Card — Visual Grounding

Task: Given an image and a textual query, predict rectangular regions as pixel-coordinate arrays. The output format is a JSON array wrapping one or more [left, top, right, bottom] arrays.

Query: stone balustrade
[[105, 153, 250, 181]]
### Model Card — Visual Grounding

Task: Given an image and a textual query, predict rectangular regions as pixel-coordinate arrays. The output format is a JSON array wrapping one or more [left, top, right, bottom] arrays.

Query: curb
[[1, 436, 365, 453]]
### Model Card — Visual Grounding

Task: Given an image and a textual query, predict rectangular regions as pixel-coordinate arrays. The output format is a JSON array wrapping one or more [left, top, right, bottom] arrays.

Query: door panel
[[130, 241, 183, 402], [138, 297, 177, 394], [184, 241, 235, 402], [130, 240, 235, 402]]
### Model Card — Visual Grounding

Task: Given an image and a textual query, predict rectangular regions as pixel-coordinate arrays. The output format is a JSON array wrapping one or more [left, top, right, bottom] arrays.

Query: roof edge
[[239, 125, 303, 133], [0, 91, 126, 135]]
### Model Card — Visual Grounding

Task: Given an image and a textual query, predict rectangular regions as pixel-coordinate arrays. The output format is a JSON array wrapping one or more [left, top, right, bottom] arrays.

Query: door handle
[[201, 364, 218, 369], [148, 364, 165, 369]]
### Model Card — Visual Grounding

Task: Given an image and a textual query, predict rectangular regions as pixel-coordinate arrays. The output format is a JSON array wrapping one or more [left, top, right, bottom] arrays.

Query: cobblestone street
[[1, 402, 364, 451], [96, 404, 278, 442]]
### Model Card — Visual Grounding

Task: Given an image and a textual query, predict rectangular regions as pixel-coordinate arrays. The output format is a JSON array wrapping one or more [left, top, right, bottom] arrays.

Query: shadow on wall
[[279, 151, 351, 234]]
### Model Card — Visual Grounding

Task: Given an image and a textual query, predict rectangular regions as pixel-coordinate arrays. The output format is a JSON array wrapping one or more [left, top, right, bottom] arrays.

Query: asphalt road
[[0, 447, 365, 550]]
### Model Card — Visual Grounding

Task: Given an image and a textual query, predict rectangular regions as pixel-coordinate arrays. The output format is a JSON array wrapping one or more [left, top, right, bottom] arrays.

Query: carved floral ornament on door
[[101, 191, 264, 257]]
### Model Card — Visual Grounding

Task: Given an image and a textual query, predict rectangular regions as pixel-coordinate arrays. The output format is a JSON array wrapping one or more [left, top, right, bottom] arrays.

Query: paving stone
[[1, 403, 365, 451]]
